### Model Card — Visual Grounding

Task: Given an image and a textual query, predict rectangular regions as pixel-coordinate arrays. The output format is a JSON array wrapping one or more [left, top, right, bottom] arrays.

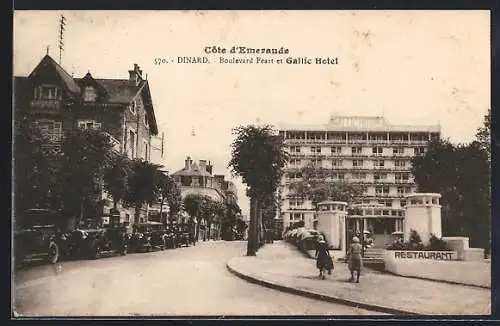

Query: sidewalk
[[227, 241, 491, 316]]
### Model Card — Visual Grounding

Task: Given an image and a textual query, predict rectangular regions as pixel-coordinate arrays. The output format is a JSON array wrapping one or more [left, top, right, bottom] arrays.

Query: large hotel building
[[277, 115, 440, 247]]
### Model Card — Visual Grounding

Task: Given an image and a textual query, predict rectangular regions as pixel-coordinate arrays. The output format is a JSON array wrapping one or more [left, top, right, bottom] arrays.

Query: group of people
[[314, 235, 363, 283]]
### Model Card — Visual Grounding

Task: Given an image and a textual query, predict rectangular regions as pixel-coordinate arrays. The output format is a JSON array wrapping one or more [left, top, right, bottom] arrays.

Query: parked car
[[176, 224, 193, 247], [162, 225, 177, 249], [298, 229, 321, 251], [14, 209, 66, 267], [61, 218, 128, 259], [145, 222, 168, 250], [128, 224, 154, 253]]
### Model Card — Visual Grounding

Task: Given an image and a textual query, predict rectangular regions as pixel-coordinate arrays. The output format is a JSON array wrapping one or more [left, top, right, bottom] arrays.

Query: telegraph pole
[[58, 14, 66, 65]]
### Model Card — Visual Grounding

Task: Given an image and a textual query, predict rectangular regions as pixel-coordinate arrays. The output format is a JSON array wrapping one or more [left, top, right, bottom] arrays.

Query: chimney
[[185, 156, 192, 169], [128, 63, 143, 86], [206, 162, 213, 175], [199, 160, 207, 171]]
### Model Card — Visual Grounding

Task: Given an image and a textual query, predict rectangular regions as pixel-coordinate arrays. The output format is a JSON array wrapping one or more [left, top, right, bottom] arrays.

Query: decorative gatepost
[[404, 193, 442, 245], [316, 201, 348, 251]]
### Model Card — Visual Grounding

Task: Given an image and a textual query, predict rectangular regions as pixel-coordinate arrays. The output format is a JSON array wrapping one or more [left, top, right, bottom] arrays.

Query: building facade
[[172, 156, 238, 239], [14, 55, 159, 229], [278, 115, 440, 247]]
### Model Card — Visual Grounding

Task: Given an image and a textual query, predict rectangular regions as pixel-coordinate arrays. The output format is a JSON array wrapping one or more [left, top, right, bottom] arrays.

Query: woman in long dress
[[315, 235, 333, 279], [348, 236, 363, 283]]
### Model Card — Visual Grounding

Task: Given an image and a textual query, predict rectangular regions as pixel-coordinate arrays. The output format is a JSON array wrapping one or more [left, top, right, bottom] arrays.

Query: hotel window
[[400, 199, 407, 207], [332, 159, 342, 167], [292, 213, 305, 221], [414, 147, 426, 156], [374, 173, 387, 181], [311, 146, 321, 154], [331, 146, 342, 154], [289, 159, 301, 166], [375, 160, 385, 167], [352, 159, 363, 167], [352, 172, 366, 180], [34, 85, 59, 100], [393, 147, 404, 155], [290, 146, 301, 153], [397, 186, 408, 196], [311, 158, 322, 167], [83, 86, 97, 102], [394, 160, 405, 168], [352, 146, 362, 154], [372, 147, 383, 155], [375, 186, 389, 195], [374, 209, 381, 216], [77, 120, 102, 130], [332, 173, 344, 180]]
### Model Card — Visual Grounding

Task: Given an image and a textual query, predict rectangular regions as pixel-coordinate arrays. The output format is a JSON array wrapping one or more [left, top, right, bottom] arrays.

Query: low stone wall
[[384, 250, 491, 288], [442, 236, 485, 261]]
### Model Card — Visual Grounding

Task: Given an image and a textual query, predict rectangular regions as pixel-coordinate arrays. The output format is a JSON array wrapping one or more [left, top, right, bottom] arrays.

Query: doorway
[[370, 218, 395, 248]]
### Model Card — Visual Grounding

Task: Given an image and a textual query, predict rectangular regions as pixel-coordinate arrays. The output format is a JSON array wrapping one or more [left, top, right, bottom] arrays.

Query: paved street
[[13, 241, 378, 317]]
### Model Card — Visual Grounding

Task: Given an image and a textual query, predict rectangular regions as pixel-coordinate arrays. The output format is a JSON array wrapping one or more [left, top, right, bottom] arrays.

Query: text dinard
[[394, 251, 456, 260], [205, 46, 289, 54]]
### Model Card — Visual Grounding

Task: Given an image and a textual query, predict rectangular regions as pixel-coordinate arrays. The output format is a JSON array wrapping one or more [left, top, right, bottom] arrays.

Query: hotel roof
[[277, 116, 441, 133]]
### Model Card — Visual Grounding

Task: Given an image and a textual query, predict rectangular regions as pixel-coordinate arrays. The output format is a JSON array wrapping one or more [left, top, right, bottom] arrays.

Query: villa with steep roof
[[13, 54, 160, 230]]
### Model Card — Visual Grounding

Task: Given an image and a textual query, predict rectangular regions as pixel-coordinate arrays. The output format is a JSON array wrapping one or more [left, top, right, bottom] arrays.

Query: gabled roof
[[28, 55, 81, 95], [14, 55, 159, 135], [172, 162, 212, 177]]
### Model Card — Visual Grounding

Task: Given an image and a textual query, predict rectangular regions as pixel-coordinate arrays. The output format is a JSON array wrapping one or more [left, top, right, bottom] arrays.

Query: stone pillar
[[404, 193, 442, 244], [316, 201, 348, 250]]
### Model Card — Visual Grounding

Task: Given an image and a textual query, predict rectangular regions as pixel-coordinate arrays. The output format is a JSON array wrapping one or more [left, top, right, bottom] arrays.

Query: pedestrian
[[315, 235, 333, 280], [347, 236, 363, 283]]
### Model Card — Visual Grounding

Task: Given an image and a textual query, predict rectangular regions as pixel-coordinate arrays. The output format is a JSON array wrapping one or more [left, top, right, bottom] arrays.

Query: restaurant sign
[[393, 251, 458, 261]]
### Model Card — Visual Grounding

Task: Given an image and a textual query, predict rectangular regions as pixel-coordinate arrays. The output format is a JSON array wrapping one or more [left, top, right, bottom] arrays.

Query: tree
[[221, 201, 242, 240], [202, 199, 226, 240], [183, 193, 209, 242], [229, 125, 289, 256], [288, 163, 365, 206], [103, 153, 132, 212], [156, 172, 182, 224], [411, 138, 490, 252], [13, 123, 62, 212], [59, 128, 115, 220], [475, 108, 491, 162], [125, 159, 163, 228]]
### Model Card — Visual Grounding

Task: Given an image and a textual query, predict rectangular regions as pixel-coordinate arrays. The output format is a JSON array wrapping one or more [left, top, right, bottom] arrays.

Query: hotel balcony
[[30, 99, 62, 114]]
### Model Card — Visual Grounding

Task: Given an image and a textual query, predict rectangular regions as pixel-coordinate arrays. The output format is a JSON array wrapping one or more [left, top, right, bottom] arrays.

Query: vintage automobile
[[176, 223, 195, 247], [14, 208, 66, 267], [163, 225, 177, 249], [62, 217, 128, 259], [143, 221, 169, 251], [128, 223, 154, 253]]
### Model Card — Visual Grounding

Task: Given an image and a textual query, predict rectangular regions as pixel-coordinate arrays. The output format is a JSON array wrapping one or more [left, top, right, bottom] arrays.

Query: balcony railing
[[30, 99, 62, 113]]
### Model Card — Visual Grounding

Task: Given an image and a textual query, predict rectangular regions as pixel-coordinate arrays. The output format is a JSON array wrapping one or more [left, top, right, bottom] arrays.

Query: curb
[[226, 260, 420, 316], [383, 270, 491, 290]]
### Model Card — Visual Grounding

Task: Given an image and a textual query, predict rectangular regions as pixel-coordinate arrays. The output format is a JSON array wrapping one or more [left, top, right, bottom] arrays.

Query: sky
[[13, 10, 490, 217]]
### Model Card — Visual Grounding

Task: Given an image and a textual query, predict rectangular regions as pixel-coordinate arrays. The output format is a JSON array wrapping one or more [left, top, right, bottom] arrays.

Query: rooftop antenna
[[58, 14, 66, 65], [46, 45, 50, 55]]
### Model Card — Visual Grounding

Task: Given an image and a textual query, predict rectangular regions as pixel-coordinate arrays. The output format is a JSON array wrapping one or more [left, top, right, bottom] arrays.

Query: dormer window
[[84, 86, 97, 102], [130, 100, 136, 114], [34, 85, 59, 100]]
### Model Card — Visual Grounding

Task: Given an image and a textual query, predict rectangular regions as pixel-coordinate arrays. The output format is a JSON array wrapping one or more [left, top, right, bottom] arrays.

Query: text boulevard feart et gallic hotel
[[277, 115, 440, 247]]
